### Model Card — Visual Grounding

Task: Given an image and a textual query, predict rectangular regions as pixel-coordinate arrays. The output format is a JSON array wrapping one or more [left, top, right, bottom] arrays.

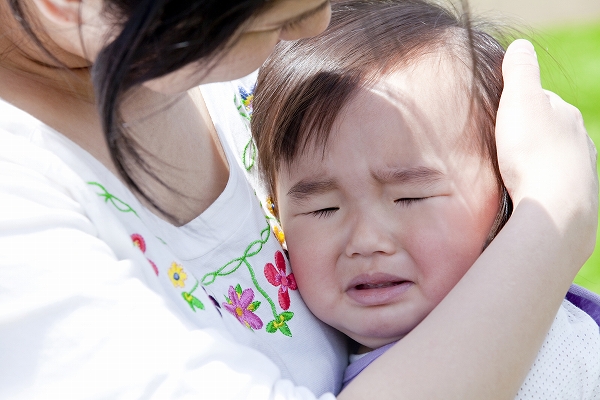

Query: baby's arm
[[339, 40, 597, 399]]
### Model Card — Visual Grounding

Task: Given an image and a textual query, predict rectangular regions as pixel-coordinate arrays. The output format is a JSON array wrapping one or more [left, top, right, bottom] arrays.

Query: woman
[[0, 0, 596, 398]]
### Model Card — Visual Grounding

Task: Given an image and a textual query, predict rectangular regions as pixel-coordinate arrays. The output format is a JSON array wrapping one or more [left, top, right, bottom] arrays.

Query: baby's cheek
[[288, 246, 338, 320], [407, 225, 480, 303]]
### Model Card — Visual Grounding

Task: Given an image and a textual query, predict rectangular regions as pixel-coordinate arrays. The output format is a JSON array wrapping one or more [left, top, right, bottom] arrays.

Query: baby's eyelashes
[[301, 197, 430, 217], [309, 207, 339, 218], [394, 197, 428, 207]]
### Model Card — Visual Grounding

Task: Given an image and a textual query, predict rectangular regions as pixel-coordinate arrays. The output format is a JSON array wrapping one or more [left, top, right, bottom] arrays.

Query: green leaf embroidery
[[266, 312, 294, 337], [182, 292, 205, 312], [266, 321, 277, 334], [279, 324, 292, 337], [249, 301, 261, 312]]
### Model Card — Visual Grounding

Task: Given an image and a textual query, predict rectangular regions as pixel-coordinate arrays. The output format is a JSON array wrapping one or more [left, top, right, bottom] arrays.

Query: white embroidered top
[[0, 78, 347, 399]]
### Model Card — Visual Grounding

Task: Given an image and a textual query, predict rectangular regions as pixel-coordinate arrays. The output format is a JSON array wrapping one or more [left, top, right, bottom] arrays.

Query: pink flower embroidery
[[131, 233, 146, 252], [131, 233, 158, 276], [148, 260, 159, 276], [264, 251, 297, 310], [223, 285, 263, 330]]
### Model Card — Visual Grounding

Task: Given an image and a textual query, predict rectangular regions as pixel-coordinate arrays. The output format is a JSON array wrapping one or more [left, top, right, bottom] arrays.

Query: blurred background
[[468, 0, 600, 294]]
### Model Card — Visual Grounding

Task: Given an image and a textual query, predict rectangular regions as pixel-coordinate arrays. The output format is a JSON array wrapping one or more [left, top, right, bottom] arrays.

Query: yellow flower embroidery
[[273, 225, 285, 246], [265, 196, 276, 217], [168, 262, 187, 288]]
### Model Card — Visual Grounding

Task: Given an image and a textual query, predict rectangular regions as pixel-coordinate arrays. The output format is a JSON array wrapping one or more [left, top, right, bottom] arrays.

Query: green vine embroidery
[[242, 139, 257, 171], [201, 224, 269, 285], [88, 181, 139, 217], [234, 88, 256, 171], [234, 93, 251, 123], [88, 181, 168, 246], [203, 223, 294, 336], [182, 280, 206, 312], [88, 181, 207, 313]]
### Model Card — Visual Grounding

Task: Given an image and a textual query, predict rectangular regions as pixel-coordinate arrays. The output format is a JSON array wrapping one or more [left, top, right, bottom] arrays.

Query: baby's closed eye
[[394, 197, 429, 207], [308, 207, 339, 218]]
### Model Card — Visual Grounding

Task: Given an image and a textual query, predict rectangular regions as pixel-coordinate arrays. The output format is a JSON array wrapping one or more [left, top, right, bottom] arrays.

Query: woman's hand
[[496, 39, 598, 266]]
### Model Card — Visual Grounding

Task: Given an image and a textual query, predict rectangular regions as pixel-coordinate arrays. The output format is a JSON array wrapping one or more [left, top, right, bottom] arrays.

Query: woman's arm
[[340, 39, 598, 399]]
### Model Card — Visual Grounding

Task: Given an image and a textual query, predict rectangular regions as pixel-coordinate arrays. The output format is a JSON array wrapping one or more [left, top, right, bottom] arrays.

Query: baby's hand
[[496, 39, 598, 263]]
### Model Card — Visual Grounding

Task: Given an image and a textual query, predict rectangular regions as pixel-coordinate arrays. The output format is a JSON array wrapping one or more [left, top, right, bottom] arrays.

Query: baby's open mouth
[[355, 281, 405, 290], [347, 278, 413, 306]]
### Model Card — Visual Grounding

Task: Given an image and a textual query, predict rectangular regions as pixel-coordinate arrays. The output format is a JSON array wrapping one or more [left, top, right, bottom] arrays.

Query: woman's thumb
[[502, 39, 542, 99]]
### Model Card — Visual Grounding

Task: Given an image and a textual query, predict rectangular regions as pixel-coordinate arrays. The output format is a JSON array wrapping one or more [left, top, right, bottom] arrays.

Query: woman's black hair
[[7, 0, 270, 218]]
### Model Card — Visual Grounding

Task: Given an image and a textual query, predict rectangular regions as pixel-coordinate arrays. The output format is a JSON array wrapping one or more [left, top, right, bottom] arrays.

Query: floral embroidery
[[88, 182, 139, 217], [202, 224, 270, 286], [131, 233, 159, 276], [168, 262, 187, 288], [266, 312, 294, 337], [264, 197, 285, 245], [273, 225, 286, 247], [131, 233, 146, 252], [148, 260, 159, 276], [204, 287, 222, 316], [264, 251, 297, 310], [234, 86, 257, 171], [223, 284, 263, 330], [265, 196, 277, 217], [203, 222, 295, 336], [90, 183, 203, 310], [182, 280, 205, 312], [238, 85, 255, 120]]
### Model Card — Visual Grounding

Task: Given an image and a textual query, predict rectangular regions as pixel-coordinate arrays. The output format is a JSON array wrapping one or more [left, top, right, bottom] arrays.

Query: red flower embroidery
[[131, 233, 159, 276], [131, 233, 146, 252], [148, 259, 159, 276], [264, 251, 297, 310]]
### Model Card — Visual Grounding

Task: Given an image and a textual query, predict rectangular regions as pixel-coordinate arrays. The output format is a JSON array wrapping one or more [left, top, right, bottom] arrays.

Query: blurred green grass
[[530, 21, 600, 293]]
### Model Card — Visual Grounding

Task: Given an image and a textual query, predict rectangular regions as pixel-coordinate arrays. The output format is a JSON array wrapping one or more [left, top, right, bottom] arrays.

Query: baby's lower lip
[[346, 281, 413, 306]]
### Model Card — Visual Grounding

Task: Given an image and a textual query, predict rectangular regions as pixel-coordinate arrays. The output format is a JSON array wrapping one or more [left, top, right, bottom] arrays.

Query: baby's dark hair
[[252, 0, 512, 241]]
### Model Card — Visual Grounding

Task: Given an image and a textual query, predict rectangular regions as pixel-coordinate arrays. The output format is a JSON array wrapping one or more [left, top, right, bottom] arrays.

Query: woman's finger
[[502, 39, 542, 99]]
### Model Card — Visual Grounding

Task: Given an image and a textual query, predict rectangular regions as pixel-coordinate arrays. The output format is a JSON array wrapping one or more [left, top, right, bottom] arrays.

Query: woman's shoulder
[[0, 98, 148, 265]]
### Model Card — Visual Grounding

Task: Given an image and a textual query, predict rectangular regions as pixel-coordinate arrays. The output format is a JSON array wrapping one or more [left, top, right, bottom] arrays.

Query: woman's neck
[[0, 3, 105, 160], [0, 9, 229, 226]]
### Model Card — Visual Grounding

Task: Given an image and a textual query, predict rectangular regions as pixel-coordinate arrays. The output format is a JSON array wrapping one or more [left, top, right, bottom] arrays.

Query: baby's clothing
[[343, 292, 600, 399], [0, 78, 347, 399]]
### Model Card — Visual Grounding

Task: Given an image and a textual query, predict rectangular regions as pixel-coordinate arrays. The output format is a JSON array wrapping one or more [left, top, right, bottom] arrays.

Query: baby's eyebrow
[[372, 166, 444, 185], [286, 178, 337, 202]]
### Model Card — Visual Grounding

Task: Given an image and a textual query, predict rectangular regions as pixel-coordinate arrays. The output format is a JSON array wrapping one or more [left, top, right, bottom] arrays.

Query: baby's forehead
[[369, 50, 474, 106], [306, 53, 481, 157]]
